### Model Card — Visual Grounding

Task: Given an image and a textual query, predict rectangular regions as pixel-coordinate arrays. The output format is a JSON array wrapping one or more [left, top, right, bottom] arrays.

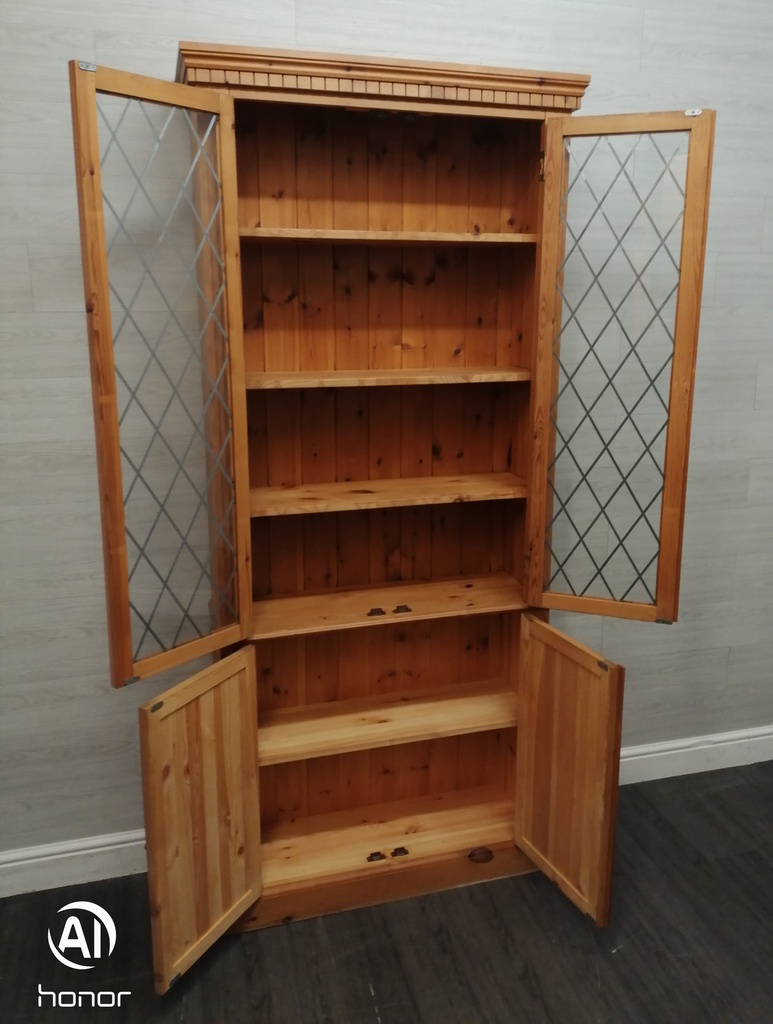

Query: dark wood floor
[[2, 761, 773, 1023]]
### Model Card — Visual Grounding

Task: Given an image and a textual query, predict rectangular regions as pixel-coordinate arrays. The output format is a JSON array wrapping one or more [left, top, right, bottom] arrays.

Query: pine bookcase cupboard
[[69, 44, 714, 994]]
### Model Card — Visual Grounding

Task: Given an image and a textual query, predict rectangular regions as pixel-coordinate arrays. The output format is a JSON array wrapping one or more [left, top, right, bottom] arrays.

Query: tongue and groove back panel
[[241, 243, 535, 376], [232, 99, 536, 839], [254, 614, 517, 830], [236, 103, 539, 377], [235, 103, 540, 233]]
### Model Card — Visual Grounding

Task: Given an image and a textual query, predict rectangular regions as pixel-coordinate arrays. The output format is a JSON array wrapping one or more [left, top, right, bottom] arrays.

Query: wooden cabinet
[[70, 46, 714, 994]]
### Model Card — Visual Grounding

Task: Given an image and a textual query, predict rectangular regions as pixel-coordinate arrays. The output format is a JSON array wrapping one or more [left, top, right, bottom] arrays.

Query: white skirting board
[[0, 830, 147, 901], [617, 723, 773, 785], [2, 725, 772, 899]]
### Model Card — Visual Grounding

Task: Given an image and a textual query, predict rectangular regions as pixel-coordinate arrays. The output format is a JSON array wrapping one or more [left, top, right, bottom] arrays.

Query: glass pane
[[547, 130, 689, 603], [97, 94, 237, 661]]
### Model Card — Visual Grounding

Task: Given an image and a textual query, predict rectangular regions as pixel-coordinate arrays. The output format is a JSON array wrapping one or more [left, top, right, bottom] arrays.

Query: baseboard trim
[[619, 724, 773, 785], [1, 725, 772, 898], [0, 829, 147, 899]]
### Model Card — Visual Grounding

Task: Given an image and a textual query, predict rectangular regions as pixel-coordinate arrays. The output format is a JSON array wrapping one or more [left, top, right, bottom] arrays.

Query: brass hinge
[[539, 152, 546, 181]]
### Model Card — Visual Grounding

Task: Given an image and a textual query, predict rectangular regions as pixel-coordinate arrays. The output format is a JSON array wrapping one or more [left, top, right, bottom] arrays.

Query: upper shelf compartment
[[234, 103, 542, 238], [241, 243, 536, 377]]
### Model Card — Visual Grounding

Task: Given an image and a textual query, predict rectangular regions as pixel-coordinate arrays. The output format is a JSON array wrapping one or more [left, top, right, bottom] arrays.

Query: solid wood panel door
[[139, 647, 261, 994], [69, 62, 251, 687], [514, 614, 624, 926], [528, 110, 715, 623]]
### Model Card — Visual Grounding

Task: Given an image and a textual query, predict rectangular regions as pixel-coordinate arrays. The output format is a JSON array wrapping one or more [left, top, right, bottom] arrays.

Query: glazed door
[[528, 111, 715, 622], [139, 647, 261, 994], [514, 614, 624, 926], [70, 62, 251, 687]]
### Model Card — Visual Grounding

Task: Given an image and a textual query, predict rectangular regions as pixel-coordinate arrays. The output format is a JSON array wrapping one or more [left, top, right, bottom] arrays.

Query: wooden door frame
[[514, 613, 624, 925], [139, 646, 261, 993], [69, 62, 251, 686], [527, 110, 715, 623]]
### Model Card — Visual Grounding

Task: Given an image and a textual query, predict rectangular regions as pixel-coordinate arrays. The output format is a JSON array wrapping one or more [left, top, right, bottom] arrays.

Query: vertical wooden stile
[[69, 62, 133, 688], [656, 111, 715, 622], [527, 115, 565, 607]]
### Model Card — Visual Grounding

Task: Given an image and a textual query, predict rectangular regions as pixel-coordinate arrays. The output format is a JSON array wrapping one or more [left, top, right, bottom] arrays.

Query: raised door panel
[[139, 647, 261, 994], [528, 110, 715, 622], [70, 62, 251, 686], [514, 614, 624, 925]]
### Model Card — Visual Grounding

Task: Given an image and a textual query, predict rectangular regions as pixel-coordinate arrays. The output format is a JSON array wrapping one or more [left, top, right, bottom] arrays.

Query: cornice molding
[[176, 42, 590, 115]]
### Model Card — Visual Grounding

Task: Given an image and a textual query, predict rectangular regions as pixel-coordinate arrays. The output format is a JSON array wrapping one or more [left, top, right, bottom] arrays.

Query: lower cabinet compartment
[[264, 784, 515, 887], [238, 611, 525, 927], [259, 730, 516, 825], [233, 785, 535, 932]]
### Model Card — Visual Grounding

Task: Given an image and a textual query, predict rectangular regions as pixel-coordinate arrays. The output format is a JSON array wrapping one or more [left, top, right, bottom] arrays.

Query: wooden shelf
[[250, 472, 526, 518], [261, 786, 514, 890], [245, 367, 532, 389], [251, 572, 526, 640], [240, 226, 538, 245], [259, 680, 517, 766]]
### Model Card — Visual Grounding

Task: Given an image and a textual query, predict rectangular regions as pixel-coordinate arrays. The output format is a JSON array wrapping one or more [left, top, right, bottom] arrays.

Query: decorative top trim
[[176, 42, 590, 115]]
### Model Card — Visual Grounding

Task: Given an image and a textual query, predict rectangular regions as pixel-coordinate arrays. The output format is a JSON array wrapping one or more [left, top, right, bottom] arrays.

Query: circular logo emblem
[[47, 901, 117, 970]]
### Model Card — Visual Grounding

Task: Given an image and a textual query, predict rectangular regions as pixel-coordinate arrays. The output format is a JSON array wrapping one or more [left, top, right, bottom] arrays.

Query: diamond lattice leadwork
[[547, 131, 690, 604], [97, 94, 237, 661]]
